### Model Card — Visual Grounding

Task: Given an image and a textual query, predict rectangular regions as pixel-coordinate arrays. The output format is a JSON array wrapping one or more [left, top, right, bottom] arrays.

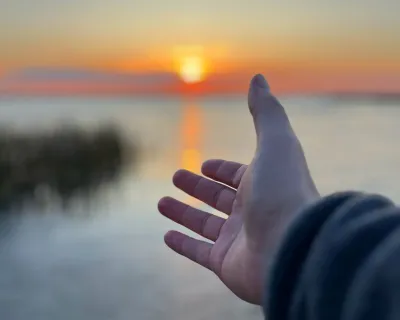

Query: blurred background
[[0, 0, 399, 319]]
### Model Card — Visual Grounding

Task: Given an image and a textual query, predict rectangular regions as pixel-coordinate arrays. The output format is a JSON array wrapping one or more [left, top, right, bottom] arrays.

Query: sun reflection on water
[[181, 102, 203, 207]]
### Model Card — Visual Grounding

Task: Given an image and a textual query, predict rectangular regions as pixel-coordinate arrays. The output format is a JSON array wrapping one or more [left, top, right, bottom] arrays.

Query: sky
[[0, 0, 399, 94]]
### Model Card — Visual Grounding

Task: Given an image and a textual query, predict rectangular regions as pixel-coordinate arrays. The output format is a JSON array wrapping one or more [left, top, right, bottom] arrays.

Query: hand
[[158, 74, 320, 305]]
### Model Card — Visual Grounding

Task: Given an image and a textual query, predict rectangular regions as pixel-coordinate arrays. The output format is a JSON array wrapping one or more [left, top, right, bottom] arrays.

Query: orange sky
[[1, 0, 399, 95]]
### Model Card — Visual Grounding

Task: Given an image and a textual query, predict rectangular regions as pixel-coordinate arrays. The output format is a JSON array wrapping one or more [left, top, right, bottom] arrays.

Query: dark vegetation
[[0, 125, 136, 212]]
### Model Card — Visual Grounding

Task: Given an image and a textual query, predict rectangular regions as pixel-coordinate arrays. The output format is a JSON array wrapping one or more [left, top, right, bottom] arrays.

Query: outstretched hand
[[158, 74, 319, 305]]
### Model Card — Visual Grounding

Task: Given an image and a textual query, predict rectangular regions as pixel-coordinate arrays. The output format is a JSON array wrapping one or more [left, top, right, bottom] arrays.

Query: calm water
[[0, 95, 399, 320]]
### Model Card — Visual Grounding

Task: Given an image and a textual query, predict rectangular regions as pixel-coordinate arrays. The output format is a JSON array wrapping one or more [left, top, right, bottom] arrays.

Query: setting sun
[[179, 56, 206, 83]]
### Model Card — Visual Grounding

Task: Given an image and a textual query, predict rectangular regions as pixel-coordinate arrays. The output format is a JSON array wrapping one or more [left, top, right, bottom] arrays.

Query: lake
[[0, 95, 399, 319]]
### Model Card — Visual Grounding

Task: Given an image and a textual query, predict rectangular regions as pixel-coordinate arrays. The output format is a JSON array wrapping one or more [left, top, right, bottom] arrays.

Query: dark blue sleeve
[[264, 192, 400, 320]]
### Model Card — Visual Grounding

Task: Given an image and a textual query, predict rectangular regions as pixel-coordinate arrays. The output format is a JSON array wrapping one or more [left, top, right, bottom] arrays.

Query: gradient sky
[[1, 0, 399, 93]]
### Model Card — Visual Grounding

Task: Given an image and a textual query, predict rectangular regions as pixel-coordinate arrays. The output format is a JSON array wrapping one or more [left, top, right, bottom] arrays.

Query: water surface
[[0, 95, 399, 319]]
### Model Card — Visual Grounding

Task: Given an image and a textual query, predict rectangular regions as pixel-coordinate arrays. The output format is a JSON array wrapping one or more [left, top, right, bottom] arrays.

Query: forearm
[[265, 191, 400, 320]]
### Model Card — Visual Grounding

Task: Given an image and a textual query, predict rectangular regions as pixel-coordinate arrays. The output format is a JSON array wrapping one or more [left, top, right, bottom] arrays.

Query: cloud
[[0, 67, 399, 96], [0, 68, 183, 96]]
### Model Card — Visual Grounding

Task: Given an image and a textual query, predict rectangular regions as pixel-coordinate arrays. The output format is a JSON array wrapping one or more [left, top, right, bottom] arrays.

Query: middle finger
[[173, 169, 236, 215]]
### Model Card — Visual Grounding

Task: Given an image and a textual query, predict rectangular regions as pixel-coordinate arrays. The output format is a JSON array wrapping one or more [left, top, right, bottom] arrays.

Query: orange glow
[[179, 56, 206, 83], [181, 103, 202, 173], [172, 46, 211, 83], [180, 103, 203, 207], [182, 148, 201, 173]]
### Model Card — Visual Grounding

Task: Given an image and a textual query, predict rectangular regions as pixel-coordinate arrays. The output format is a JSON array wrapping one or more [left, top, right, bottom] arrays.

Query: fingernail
[[252, 74, 270, 91]]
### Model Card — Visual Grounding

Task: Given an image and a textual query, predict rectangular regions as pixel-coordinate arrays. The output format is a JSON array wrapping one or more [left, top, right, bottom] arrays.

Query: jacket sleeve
[[264, 191, 400, 320]]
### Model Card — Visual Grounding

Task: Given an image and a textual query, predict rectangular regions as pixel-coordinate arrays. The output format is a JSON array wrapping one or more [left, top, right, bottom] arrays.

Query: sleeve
[[264, 191, 400, 320]]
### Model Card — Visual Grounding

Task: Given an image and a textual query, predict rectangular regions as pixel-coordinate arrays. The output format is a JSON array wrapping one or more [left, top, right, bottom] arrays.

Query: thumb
[[248, 74, 292, 141]]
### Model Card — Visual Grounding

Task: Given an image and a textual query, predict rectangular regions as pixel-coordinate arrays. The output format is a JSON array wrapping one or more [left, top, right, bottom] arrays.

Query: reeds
[[0, 125, 135, 211]]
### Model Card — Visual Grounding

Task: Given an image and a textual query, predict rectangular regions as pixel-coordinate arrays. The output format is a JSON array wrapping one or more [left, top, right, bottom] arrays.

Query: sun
[[179, 55, 206, 84]]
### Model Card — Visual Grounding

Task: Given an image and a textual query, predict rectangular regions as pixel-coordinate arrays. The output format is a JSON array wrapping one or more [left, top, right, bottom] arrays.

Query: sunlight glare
[[179, 56, 206, 84]]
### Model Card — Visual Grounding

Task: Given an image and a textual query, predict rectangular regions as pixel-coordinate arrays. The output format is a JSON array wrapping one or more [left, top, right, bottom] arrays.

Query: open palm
[[158, 74, 319, 305]]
